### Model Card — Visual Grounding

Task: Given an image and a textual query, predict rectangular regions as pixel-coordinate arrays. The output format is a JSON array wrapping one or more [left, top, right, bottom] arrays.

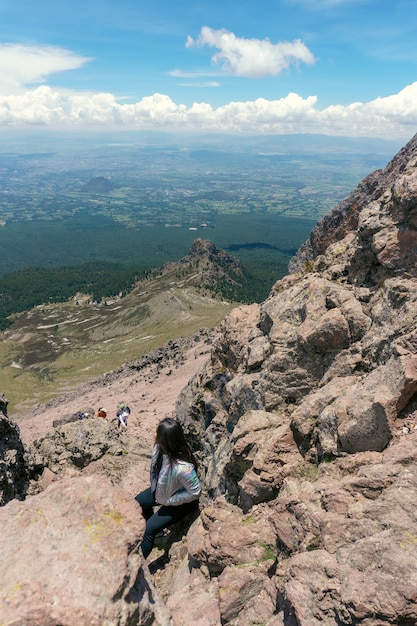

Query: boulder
[[187, 500, 276, 577], [0, 474, 171, 625], [28, 417, 146, 473], [25, 416, 151, 500], [164, 552, 221, 626], [224, 409, 300, 511], [0, 412, 28, 505]]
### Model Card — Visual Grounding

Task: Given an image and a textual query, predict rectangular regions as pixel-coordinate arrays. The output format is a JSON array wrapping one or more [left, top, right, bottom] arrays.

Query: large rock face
[[171, 133, 417, 624], [178, 133, 417, 476]]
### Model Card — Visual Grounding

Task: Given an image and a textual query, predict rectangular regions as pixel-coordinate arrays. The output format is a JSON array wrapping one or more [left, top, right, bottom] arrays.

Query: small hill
[[82, 176, 118, 192], [1, 239, 242, 411]]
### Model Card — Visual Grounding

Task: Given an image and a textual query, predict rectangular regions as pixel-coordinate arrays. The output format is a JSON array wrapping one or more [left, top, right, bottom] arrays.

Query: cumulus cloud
[[0, 83, 416, 138], [185, 27, 316, 78], [0, 44, 91, 93]]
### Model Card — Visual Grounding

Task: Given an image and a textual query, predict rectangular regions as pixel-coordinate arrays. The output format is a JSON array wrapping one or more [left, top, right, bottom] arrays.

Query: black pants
[[135, 487, 199, 558]]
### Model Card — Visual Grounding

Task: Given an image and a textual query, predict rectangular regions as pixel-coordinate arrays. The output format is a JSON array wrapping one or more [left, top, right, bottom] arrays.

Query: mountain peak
[[2, 239, 243, 408], [186, 237, 243, 273], [188, 237, 218, 256]]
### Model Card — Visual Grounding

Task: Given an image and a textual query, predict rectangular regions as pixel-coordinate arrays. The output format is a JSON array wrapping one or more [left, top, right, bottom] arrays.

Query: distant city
[[0, 132, 400, 230]]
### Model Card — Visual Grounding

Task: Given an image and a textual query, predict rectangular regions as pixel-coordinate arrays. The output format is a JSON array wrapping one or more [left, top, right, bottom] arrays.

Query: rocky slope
[[172, 133, 417, 624], [1, 133, 417, 625]]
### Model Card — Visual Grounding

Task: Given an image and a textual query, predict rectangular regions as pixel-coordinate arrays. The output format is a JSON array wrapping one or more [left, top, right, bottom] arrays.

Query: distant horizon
[[0, 128, 406, 155]]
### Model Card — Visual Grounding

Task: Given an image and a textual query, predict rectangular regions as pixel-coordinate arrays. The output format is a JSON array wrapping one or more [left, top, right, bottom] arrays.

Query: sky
[[0, 0, 417, 139]]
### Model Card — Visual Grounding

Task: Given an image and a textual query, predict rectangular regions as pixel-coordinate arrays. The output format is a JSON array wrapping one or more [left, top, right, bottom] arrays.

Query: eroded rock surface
[[0, 474, 171, 626], [170, 133, 417, 624]]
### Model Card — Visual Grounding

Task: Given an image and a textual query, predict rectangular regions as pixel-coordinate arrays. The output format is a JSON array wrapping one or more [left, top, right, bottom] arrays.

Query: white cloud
[[185, 27, 316, 78], [0, 83, 416, 139], [0, 44, 91, 94], [168, 69, 220, 78], [178, 82, 220, 88]]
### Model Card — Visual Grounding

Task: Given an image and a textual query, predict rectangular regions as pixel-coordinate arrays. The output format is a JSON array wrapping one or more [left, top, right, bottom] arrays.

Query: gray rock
[[0, 412, 28, 505]]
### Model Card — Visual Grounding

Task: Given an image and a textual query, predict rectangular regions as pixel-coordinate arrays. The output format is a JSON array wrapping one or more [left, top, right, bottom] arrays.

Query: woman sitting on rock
[[135, 417, 201, 559]]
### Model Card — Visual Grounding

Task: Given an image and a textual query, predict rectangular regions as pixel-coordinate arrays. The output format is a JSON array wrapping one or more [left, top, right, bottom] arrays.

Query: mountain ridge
[[1, 238, 241, 412]]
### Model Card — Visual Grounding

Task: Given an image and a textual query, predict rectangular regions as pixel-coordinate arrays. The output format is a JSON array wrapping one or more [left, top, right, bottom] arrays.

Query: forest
[[0, 212, 317, 330]]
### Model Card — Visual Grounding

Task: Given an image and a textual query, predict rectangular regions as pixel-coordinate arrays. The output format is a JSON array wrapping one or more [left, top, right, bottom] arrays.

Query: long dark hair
[[155, 418, 198, 469]]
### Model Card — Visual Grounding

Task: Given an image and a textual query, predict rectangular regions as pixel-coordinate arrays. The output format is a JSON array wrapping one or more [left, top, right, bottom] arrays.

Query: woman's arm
[[164, 462, 201, 506], [149, 444, 161, 492]]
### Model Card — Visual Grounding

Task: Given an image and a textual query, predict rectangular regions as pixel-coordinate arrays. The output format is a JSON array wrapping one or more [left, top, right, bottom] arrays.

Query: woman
[[135, 417, 201, 558]]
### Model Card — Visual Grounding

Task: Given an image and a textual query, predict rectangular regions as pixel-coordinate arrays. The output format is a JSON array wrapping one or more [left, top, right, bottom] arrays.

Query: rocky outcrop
[[0, 413, 172, 624], [178, 134, 417, 477], [29, 418, 135, 473], [290, 132, 417, 281], [0, 392, 28, 505], [163, 238, 245, 297], [23, 415, 152, 496], [268, 436, 417, 626], [170, 134, 417, 624], [178, 433, 417, 626], [0, 474, 170, 626], [187, 238, 242, 277]]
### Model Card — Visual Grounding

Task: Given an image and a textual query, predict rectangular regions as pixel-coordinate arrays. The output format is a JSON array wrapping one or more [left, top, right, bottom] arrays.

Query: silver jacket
[[150, 444, 201, 506]]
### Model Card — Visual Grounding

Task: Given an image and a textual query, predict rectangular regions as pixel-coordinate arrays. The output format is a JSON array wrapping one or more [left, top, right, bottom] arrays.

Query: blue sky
[[0, 0, 416, 138]]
